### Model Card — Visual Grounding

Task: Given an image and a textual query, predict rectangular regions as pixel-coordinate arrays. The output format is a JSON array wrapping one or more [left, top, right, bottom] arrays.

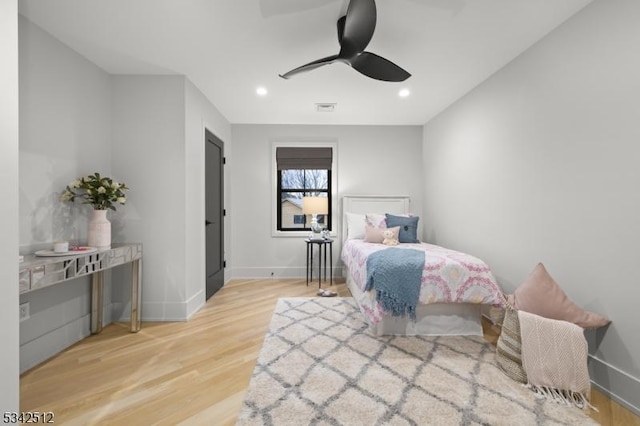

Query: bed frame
[[341, 195, 483, 336]]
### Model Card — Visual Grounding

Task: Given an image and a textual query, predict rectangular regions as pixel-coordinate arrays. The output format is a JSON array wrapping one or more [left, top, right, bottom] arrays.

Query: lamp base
[[310, 214, 324, 240]]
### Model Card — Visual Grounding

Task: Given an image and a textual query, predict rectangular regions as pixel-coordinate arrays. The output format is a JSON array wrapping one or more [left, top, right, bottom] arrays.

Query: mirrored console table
[[19, 243, 142, 334]]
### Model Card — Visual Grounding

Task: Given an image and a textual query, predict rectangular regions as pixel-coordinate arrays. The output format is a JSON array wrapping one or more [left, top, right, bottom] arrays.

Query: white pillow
[[345, 213, 366, 240]]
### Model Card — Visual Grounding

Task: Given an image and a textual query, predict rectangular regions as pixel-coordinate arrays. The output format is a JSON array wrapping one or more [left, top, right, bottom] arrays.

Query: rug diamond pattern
[[237, 297, 598, 426]]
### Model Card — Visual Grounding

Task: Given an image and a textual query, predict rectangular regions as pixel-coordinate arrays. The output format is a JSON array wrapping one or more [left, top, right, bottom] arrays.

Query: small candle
[[53, 241, 69, 253]]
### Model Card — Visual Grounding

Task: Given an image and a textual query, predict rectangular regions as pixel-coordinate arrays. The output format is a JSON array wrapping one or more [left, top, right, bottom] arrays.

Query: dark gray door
[[205, 129, 224, 300]]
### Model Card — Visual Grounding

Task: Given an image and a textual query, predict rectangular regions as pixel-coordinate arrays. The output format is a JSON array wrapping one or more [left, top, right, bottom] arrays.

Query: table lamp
[[302, 196, 328, 240]]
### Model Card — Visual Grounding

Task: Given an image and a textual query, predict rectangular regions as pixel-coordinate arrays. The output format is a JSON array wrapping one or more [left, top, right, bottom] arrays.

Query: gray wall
[[422, 0, 640, 412], [0, 0, 20, 411], [230, 124, 423, 278]]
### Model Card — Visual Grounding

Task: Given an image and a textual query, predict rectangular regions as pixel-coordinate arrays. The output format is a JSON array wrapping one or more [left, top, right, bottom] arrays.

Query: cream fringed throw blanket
[[518, 310, 594, 410]]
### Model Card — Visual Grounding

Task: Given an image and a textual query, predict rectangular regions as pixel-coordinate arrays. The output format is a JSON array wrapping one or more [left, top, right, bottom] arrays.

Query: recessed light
[[256, 86, 268, 96], [398, 88, 410, 98]]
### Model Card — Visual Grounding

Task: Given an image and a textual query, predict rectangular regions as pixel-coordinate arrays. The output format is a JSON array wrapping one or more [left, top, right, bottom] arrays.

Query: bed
[[340, 195, 504, 336]]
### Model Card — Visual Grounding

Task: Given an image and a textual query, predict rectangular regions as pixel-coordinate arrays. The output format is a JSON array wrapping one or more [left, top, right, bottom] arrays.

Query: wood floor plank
[[20, 278, 639, 425]]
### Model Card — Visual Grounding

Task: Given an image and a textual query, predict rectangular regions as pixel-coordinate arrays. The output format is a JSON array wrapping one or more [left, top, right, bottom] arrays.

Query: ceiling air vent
[[315, 103, 336, 112]]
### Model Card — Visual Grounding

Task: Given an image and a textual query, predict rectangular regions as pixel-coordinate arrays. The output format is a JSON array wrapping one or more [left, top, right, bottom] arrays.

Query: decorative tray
[[34, 247, 98, 257]]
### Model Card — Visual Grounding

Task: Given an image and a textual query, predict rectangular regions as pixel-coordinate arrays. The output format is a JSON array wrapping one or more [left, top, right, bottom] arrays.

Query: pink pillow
[[507, 263, 610, 329], [364, 225, 399, 244]]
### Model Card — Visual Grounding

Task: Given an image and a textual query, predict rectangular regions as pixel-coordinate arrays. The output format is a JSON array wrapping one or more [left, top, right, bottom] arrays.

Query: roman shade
[[276, 147, 332, 170]]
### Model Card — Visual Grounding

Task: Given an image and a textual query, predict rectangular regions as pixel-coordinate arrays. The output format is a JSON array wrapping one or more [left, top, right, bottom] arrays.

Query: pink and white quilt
[[341, 239, 505, 325]]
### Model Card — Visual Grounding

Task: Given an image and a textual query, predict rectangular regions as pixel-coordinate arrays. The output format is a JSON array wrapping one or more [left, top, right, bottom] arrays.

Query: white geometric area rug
[[236, 298, 597, 426]]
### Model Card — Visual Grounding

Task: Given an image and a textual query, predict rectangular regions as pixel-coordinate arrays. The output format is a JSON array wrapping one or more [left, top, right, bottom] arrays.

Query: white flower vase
[[87, 209, 111, 249]]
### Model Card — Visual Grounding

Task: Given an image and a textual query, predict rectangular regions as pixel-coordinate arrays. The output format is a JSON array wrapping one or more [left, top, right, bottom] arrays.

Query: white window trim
[[271, 140, 338, 238]]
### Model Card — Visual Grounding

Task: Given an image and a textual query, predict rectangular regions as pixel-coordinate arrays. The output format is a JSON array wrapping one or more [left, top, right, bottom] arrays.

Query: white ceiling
[[18, 0, 592, 125]]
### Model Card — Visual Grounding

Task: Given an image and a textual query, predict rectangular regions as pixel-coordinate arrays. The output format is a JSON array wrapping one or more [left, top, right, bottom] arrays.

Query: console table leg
[[130, 258, 142, 332], [91, 271, 104, 335]]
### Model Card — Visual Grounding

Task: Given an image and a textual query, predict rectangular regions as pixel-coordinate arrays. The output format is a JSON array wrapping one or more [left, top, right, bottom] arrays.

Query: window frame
[[272, 141, 338, 238], [277, 169, 331, 232]]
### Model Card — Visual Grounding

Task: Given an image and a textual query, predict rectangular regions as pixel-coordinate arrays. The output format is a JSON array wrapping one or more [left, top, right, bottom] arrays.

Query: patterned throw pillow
[[365, 213, 387, 229], [496, 306, 528, 384]]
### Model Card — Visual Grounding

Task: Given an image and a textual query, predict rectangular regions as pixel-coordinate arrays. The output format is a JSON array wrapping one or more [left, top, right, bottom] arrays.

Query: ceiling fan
[[279, 0, 411, 82]]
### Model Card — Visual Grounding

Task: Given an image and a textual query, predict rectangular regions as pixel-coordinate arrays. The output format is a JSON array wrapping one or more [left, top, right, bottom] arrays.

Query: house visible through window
[[276, 147, 332, 232]]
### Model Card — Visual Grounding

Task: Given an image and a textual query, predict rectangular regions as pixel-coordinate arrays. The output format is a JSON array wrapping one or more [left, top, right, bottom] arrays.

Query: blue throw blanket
[[365, 248, 425, 320]]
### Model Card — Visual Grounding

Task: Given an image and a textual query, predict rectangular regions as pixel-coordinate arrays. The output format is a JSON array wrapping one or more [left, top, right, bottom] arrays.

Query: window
[[275, 146, 334, 233]]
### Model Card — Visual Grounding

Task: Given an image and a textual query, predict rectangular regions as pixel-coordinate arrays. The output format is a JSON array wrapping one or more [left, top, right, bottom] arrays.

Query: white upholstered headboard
[[341, 195, 410, 245]]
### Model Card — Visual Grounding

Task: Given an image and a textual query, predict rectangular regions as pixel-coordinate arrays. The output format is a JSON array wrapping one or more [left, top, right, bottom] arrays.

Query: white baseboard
[[230, 266, 343, 280], [185, 290, 205, 320], [20, 314, 91, 373], [588, 355, 640, 416], [112, 301, 188, 322], [231, 266, 306, 279]]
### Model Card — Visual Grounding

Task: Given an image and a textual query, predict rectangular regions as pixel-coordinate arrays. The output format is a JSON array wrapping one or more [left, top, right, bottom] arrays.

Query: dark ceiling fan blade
[[278, 0, 411, 81], [337, 15, 345, 45], [350, 52, 411, 82], [279, 54, 339, 79], [340, 0, 376, 57]]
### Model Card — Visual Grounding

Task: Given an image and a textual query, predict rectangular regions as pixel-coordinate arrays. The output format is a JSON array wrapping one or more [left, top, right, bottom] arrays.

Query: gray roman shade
[[276, 147, 333, 170]]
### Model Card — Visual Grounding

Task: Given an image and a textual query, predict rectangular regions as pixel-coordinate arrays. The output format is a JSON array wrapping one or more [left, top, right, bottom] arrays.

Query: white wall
[[230, 124, 423, 278], [0, 0, 20, 411], [19, 18, 112, 247], [422, 0, 640, 412], [18, 16, 113, 372], [111, 75, 188, 320], [18, 20, 233, 378], [111, 75, 232, 320]]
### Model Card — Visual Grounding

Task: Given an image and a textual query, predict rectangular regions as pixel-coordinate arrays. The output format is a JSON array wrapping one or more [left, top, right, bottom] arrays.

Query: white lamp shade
[[302, 196, 328, 215]]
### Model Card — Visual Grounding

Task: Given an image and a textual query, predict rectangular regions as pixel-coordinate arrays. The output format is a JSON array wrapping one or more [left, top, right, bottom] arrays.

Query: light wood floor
[[20, 279, 639, 425]]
